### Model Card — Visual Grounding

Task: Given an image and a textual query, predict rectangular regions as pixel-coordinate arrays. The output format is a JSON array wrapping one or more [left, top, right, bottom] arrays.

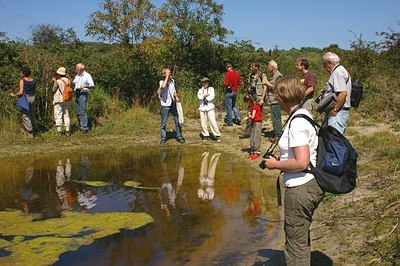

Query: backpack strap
[[289, 113, 321, 172]]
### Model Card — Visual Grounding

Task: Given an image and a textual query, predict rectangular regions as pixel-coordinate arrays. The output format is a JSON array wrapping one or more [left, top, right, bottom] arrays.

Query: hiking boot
[[65, 131, 71, 137], [215, 136, 221, 142], [223, 123, 233, 126], [57, 131, 62, 137], [178, 138, 185, 144], [160, 139, 166, 144]]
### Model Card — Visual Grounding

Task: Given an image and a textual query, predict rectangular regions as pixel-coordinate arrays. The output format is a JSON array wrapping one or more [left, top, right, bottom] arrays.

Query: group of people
[[158, 52, 353, 265], [10, 63, 94, 137]]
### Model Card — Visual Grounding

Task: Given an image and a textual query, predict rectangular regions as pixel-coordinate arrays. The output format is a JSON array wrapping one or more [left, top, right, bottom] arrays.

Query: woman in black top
[[10, 67, 37, 137]]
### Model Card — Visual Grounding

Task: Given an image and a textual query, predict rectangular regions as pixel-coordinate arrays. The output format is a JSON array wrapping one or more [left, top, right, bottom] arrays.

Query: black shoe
[[239, 134, 250, 139], [233, 118, 241, 125], [178, 138, 185, 144]]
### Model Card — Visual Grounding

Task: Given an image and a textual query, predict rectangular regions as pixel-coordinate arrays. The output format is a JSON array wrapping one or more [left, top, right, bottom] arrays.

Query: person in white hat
[[197, 77, 221, 142], [51, 67, 72, 136]]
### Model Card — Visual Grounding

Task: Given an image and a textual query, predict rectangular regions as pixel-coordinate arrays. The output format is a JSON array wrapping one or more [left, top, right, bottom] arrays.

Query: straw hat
[[56, 67, 66, 76]]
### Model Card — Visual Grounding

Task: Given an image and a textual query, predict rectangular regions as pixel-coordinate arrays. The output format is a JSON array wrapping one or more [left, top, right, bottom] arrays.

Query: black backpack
[[349, 77, 363, 108], [290, 114, 358, 194]]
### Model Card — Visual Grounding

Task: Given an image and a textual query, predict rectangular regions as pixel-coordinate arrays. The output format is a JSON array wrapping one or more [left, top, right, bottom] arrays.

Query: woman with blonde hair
[[262, 75, 324, 266]]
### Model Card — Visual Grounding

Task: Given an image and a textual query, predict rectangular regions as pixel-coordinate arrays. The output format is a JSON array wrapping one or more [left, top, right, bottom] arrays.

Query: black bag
[[290, 114, 358, 194], [349, 77, 363, 108]]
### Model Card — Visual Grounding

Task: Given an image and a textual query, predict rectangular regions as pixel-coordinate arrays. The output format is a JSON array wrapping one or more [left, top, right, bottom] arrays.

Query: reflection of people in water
[[55, 159, 73, 211], [159, 150, 189, 218], [15, 160, 39, 213], [198, 152, 221, 201], [76, 155, 97, 211], [160, 151, 176, 218]]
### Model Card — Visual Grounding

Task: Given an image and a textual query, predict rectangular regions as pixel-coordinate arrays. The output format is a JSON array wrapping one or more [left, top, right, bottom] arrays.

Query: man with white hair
[[266, 60, 283, 142], [73, 63, 94, 133], [321, 52, 351, 134]]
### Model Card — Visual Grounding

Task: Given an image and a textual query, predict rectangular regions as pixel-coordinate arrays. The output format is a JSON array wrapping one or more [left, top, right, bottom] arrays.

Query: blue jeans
[[224, 92, 240, 125], [75, 92, 89, 130], [160, 106, 182, 140], [328, 109, 349, 134]]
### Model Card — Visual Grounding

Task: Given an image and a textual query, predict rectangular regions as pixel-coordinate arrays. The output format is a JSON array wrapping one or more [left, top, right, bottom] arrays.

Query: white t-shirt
[[278, 108, 318, 187]]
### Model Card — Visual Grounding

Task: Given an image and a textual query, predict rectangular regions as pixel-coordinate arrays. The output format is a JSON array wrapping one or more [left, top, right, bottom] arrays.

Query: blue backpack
[[290, 114, 358, 194]]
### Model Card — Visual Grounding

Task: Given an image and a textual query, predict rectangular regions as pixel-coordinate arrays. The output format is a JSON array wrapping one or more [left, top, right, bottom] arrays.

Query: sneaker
[[178, 138, 185, 144], [160, 139, 166, 144], [239, 134, 250, 139], [215, 136, 221, 142], [251, 153, 260, 160]]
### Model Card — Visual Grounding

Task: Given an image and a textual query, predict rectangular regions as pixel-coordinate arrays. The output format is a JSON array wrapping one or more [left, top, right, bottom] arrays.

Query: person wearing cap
[[197, 77, 221, 142], [51, 67, 72, 136], [73, 63, 94, 133]]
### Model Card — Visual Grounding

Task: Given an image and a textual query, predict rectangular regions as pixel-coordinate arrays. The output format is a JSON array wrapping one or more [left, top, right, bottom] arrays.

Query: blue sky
[[0, 0, 399, 50]]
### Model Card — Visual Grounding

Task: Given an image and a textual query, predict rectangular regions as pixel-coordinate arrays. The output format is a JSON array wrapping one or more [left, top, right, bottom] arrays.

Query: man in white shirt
[[322, 52, 352, 134], [73, 63, 94, 133]]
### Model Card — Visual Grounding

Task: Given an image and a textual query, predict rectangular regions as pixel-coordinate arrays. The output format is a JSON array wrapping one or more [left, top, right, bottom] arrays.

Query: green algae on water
[[73, 180, 111, 186], [0, 210, 153, 266], [124, 180, 160, 191]]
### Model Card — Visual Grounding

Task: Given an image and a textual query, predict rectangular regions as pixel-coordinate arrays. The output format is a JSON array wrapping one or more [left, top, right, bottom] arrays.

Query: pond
[[0, 146, 282, 265]]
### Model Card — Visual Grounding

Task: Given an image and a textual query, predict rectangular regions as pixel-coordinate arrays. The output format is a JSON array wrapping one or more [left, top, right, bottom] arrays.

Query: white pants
[[54, 102, 71, 132], [200, 109, 221, 137]]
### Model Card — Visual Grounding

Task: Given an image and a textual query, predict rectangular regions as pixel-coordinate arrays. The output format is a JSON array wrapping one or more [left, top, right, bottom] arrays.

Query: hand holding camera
[[259, 151, 275, 170]]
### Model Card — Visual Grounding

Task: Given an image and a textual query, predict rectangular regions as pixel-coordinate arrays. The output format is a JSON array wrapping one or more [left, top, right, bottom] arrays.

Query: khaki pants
[[54, 102, 71, 132], [302, 98, 315, 115], [200, 109, 221, 137], [284, 178, 324, 266]]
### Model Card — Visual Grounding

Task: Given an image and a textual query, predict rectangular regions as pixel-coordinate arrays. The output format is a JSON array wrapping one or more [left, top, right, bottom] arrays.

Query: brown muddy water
[[0, 146, 283, 265]]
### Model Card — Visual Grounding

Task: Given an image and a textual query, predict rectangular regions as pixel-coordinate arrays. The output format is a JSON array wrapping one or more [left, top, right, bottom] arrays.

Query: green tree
[[86, 0, 158, 47], [158, 0, 230, 73]]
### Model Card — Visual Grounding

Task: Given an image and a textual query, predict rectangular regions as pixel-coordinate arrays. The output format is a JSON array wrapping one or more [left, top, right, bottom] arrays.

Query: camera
[[259, 152, 274, 170], [203, 98, 209, 105]]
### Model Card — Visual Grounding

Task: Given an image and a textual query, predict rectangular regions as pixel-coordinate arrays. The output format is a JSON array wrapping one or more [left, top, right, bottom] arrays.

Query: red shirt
[[224, 70, 241, 92], [250, 104, 262, 122]]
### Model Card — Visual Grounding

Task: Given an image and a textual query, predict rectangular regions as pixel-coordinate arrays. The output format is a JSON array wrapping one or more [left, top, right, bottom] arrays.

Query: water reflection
[[0, 147, 282, 265], [55, 159, 72, 211], [198, 152, 221, 201]]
